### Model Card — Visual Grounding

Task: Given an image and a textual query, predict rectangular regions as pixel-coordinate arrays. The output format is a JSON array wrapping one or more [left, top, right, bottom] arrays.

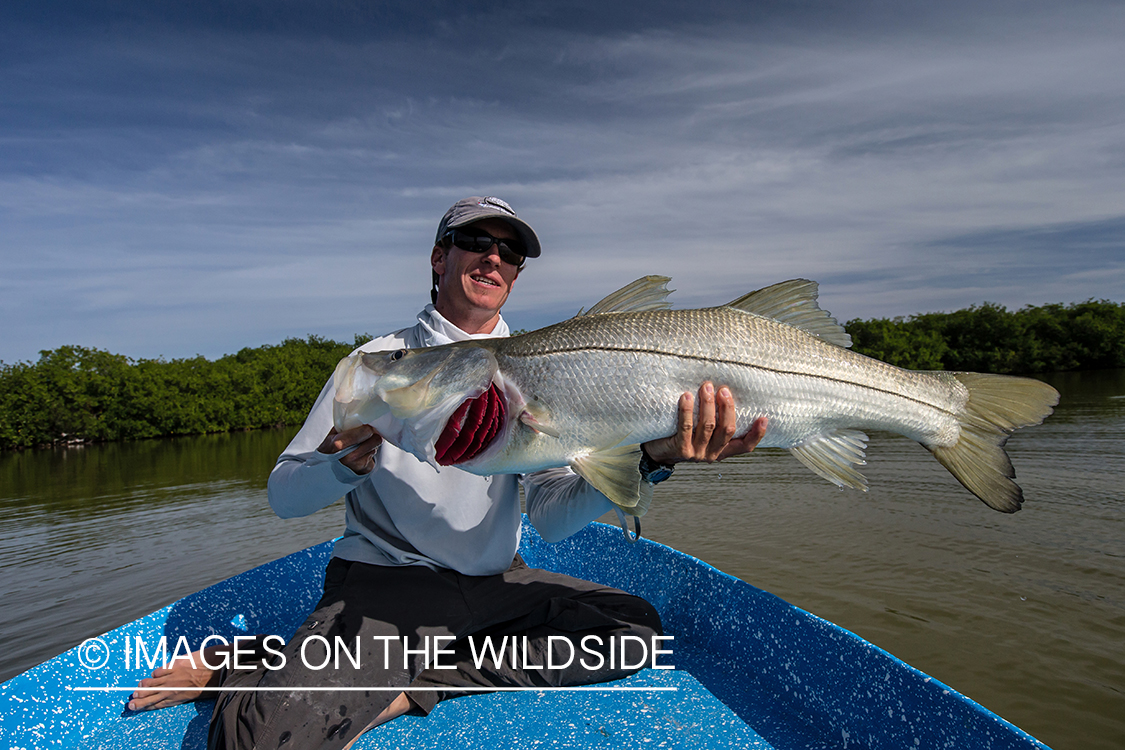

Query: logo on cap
[[477, 197, 516, 216]]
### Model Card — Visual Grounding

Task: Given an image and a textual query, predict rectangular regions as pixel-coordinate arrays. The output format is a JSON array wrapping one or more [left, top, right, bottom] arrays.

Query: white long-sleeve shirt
[[267, 305, 615, 576]]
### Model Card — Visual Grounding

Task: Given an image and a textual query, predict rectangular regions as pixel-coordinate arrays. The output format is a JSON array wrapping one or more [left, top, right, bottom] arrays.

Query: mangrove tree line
[[2, 299, 1123, 450], [1, 336, 362, 450]]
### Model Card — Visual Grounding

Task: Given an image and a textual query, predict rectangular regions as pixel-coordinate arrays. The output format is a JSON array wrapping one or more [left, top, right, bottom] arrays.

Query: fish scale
[[333, 277, 1059, 517], [486, 309, 966, 459], [504, 307, 964, 411], [485, 348, 942, 468]]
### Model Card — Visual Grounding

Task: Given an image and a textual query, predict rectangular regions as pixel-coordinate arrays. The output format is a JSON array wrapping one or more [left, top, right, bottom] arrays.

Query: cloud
[[1, 1, 1123, 362]]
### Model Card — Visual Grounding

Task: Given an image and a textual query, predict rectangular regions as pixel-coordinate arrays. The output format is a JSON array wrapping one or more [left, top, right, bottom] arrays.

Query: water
[[1, 371, 1122, 749]]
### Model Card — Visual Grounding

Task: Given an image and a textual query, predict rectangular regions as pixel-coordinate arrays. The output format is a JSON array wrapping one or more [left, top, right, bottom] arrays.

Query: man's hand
[[642, 382, 767, 465], [318, 425, 384, 475]]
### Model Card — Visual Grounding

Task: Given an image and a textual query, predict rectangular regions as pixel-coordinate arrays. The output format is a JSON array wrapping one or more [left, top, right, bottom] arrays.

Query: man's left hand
[[642, 382, 767, 464]]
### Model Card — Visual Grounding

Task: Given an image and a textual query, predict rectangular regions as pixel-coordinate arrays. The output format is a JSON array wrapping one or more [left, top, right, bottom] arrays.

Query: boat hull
[[0, 520, 1051, 749]]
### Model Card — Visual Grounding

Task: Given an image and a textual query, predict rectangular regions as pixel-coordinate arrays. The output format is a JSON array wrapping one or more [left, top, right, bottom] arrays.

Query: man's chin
[[464, 285, 508, 310]]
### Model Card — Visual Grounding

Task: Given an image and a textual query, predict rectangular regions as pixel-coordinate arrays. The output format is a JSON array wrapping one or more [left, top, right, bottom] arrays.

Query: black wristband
[[639, 446, 675, 485]]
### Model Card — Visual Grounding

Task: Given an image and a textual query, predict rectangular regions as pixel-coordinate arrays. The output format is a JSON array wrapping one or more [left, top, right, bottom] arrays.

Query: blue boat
[[1, 519, 1051, 749]]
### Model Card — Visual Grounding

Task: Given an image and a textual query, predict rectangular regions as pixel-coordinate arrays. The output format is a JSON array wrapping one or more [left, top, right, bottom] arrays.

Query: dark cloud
[[0, 1, 1122, 361]]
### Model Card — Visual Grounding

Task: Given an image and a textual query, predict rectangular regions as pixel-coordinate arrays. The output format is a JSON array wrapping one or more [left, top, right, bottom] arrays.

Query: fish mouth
[[434, 384, 507, 466]]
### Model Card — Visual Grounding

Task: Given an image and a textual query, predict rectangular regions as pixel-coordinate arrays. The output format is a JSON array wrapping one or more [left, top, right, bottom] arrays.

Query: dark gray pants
[[208, 555, 662, 750]]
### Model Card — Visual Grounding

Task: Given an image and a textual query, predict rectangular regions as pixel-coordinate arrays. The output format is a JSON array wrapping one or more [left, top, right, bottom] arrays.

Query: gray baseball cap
[[435, 196, 541, 258]]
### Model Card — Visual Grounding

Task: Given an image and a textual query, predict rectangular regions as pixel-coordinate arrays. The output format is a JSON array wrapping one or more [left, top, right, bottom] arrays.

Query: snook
[[332, 277, 1059, 518]]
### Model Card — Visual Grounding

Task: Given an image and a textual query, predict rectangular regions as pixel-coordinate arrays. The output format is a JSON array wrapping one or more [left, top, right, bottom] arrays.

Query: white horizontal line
[[70, 686, 678, 693]]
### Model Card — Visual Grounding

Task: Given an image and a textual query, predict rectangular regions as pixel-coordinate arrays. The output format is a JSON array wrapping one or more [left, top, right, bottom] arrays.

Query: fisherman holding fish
[[128, 196, 767, 749]]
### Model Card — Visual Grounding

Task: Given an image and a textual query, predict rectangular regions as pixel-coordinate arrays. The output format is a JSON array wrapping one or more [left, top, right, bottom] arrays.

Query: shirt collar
[[417, 304, 510, 347]]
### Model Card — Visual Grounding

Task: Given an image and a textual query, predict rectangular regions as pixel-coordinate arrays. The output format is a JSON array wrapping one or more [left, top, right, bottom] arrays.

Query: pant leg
[[209, 556, 663, 747], [207, 559, 473, 750], [407, 555, 663, 713]]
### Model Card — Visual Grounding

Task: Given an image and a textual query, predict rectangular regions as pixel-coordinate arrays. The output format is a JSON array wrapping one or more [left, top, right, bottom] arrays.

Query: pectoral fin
[[569, 444, 654, 518], [519, 401, 561, 438], [789, 429, 869, 490]]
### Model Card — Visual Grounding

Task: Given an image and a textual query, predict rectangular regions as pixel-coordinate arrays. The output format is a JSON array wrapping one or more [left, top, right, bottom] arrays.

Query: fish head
[[332, 342, 499, 467]]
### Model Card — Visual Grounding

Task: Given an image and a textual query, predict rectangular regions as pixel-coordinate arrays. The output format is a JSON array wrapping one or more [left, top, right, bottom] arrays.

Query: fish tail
[[928, 372, 1059, 512]]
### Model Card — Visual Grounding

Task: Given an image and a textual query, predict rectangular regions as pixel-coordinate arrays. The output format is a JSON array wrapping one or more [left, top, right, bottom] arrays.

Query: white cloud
[[1, 2, 1123, 361]]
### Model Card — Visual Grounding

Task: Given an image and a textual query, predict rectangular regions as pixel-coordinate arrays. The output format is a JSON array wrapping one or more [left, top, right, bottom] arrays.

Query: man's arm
[[268, 331, 412, 518], [524, 382, 767, 542], [522, 467, 616, 543], [266, 379, 382, 518]]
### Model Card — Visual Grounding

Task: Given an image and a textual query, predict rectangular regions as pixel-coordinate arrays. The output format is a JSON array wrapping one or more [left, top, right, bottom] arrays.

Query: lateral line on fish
[[508, 346, 959, 418]]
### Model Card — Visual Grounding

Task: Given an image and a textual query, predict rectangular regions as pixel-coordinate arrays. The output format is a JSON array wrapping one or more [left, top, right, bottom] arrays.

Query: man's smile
[[470, 272, 501, 288]]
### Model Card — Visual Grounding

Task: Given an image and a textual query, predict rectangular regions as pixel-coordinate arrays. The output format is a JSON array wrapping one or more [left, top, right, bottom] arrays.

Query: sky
[[2, 0, 1123, 364]]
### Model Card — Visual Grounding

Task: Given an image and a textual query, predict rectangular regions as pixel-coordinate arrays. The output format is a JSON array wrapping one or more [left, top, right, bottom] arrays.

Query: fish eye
[[390, 349, 407, 362]]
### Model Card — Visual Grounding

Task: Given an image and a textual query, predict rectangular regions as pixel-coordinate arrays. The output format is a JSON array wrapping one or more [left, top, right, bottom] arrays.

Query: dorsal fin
[[726, 279, 852, 348], [577, 276, 674, 317]]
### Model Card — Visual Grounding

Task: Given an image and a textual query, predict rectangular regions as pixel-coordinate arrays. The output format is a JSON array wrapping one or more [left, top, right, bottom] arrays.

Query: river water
[[1, 369, 1121, 749]]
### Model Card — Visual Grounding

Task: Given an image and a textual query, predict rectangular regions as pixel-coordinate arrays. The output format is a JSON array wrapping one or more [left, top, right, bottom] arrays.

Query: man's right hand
[[318, 425, 383, 475]]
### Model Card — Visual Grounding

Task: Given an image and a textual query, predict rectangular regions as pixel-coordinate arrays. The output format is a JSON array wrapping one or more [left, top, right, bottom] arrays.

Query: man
[[130, 197, 767, 749]]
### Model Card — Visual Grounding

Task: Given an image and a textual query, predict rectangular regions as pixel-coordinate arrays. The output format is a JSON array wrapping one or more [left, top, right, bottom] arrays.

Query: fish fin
[[789, 429, 869, 490], [725, 279, 852, 348], [577, 276, 675, 317], [519, 403, 560, 438], [569, 444, 655, 517], [928, 372, 1058, 512]]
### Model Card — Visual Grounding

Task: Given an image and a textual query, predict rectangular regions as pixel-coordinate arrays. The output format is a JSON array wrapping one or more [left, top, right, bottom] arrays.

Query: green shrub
[[846, 299, 1125, 374], [0, 336, 361, 449], [3, 297, 1122, 450]]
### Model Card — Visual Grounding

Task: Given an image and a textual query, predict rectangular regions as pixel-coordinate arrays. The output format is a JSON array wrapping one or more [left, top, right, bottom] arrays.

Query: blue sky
[[2, 1, 1123, 363]]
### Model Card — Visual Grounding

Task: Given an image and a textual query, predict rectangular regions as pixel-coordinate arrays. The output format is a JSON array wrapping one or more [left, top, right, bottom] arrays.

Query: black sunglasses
[[442, 229, 526, 267]]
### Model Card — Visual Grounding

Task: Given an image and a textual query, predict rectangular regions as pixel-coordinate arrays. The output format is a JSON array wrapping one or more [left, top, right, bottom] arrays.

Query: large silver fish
[[332, 277, 1059, 517]]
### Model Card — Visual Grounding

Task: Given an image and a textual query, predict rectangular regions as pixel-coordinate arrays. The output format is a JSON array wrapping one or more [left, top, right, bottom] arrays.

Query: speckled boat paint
[[0, 521, 1052, 749]]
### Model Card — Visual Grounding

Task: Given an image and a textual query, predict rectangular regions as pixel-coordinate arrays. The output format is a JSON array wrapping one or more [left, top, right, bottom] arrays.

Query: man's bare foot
[[371, 692, 413, 727], [127, 646, 225, 711], [343, 693, 414, 750]]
